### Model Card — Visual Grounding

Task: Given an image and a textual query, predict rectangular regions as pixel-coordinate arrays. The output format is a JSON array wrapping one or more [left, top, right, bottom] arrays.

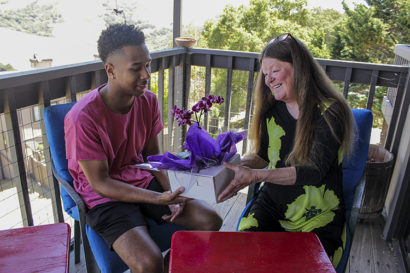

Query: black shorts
[[86, 178, 172, 248]]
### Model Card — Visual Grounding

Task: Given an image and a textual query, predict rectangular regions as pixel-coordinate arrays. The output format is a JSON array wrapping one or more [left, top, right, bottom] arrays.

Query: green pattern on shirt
[[330, 224, 346, 267], [238, 213, 259, 231], [279, 185, 340, 232], [338, 146, 344, 165], [266, 117, 285, 169]]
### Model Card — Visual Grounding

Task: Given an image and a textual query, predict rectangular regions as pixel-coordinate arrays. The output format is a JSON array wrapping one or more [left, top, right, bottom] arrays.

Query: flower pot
[[175, 37, 196, 47], [360, 144, 394, 215]]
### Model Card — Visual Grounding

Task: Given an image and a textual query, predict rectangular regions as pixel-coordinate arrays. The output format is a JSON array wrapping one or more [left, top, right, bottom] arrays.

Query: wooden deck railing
[[0, 47, 409, 229]]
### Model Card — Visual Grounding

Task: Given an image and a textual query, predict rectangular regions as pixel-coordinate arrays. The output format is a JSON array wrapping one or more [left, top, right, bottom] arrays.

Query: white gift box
[[168, 154, 240, 203]]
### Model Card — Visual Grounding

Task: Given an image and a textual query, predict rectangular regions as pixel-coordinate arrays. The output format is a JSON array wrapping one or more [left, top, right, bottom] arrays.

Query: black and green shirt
[[240, 100, 346, 266], [258, 100, 345, 231]]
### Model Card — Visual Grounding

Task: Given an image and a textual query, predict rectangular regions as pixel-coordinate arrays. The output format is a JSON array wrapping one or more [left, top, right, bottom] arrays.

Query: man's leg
[[141, 178, 223, 231], [112, 226, 164, 273], [86, 202, 166, 273], [172, 199, 223, 231]]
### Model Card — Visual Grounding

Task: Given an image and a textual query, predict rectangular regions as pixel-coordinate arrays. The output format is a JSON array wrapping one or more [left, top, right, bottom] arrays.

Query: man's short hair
[[97, 24, 145, 63]]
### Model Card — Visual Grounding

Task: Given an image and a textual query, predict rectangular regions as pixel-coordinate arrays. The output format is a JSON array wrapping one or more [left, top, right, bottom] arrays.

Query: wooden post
[[173, 0, 182, 48]]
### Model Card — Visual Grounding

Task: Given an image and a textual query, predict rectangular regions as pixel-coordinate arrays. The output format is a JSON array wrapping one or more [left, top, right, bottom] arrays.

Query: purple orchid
[[171, 95, 224, 128]]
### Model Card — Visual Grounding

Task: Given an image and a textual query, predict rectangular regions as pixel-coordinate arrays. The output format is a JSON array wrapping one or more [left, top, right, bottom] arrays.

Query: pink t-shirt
[[65, 84, 163, 209]]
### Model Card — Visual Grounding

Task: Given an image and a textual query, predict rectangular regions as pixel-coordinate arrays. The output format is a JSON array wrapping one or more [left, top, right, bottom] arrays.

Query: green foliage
[[0, 0, 63, 37], [334, 82, 386, 128], [330, 3, 395, 63], [202, 0, 341, 58], [0, 62, 15, 71], [146, 28, 173, 51], [199, 0, 345, 126], [268, 0, 310, 26], [197, 0, 404, 133], [365, 0, 410, 44], [149, 71, 170, 125], [329, 0, 409, 63], [100, 1, 172, 51]]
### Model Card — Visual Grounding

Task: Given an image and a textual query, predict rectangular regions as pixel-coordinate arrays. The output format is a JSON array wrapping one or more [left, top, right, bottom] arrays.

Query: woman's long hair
[[249, 35, 354, 166]]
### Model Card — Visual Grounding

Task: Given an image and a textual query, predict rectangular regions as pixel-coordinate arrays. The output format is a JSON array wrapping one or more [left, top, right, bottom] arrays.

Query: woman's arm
[[217, 163, 296, 202], [240, 154, 269, 169]]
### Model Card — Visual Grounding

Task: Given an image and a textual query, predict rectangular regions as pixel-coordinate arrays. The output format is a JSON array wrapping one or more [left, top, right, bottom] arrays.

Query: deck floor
[[69, 191, 401, 273]]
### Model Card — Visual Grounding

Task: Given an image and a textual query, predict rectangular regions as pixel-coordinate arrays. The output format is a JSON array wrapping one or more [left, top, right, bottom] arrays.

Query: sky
[[0, 0, 367, 70], [2, 0, 368, 28]]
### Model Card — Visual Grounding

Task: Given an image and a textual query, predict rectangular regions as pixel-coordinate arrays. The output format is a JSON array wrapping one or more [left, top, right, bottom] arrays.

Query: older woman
[[218, 33, 354, 267]]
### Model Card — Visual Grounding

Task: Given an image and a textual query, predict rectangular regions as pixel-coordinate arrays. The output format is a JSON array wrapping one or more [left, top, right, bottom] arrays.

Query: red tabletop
[[169, 231, 336, 273], [0, 223, 71, 273]]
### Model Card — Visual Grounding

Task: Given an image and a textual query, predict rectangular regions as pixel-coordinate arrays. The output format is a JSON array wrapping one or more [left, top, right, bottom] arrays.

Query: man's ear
[[105, 63, 116, 80]]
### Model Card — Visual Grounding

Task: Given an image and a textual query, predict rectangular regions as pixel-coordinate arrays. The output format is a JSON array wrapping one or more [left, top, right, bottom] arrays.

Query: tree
[[200, 0, 341, 123], [365, 0, 410, 43], [100, 0, 172, 51], [101, 0, 154, 29], [202, 0, 339, 58], [330, 3, 396, 63], [0, 1, 63, 37], [0, 62, 14, 71], [146, 28, 173, 51], [197, 0, 405, 132], [267, 0, 310, 26]]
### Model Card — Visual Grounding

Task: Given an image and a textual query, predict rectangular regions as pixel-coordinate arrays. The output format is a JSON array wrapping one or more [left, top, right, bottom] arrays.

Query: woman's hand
[[218, 162, 257, 202], [162, 203, 185, 222]]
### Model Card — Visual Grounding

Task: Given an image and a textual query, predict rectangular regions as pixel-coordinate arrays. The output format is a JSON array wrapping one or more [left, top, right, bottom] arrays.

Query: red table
[[0, 223, 71, 273], [169, 231, 336, 273]]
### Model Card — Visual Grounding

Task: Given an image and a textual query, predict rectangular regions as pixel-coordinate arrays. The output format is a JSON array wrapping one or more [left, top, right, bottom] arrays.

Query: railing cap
[[394, 44, 410, 62]]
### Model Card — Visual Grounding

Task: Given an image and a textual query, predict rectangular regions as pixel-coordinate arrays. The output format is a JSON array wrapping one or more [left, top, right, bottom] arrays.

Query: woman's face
[[261, 57, 296, 104]]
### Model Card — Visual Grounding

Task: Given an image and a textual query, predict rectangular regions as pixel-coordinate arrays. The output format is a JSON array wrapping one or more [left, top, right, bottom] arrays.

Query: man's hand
[[162, 203, 185, 222], [218, 162, 257, 202], [155, 186, 189, 205]]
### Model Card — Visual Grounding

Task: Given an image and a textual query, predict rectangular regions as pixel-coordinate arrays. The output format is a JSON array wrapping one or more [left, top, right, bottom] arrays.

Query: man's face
[[108, 44, 151, 97]]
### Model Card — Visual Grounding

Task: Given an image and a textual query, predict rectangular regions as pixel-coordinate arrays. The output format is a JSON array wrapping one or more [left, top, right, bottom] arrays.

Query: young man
[[65, 24, 222, 273]]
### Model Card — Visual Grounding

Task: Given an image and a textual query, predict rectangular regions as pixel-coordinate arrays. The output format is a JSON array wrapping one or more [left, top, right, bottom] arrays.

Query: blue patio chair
[[236, 108, 373, 273], [43, 102, 183, 273]]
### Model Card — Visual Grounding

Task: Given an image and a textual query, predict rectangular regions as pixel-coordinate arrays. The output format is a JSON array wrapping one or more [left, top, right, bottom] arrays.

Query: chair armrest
[[246, 182, 262, 204], [349, 173, 366, 238], [51, 161, 88, 215]]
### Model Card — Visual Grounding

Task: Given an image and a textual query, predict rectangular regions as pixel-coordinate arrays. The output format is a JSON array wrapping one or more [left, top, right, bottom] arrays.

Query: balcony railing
[[0, 47, 409, 232]]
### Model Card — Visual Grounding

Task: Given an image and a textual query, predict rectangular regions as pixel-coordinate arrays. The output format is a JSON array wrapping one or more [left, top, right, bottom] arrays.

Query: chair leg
[[74, 220, 81, 264], [79, 216, 100, 273]]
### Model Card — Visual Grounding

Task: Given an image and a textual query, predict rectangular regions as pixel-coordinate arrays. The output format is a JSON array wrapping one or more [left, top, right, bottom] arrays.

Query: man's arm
[[78, 159, 185, 205]]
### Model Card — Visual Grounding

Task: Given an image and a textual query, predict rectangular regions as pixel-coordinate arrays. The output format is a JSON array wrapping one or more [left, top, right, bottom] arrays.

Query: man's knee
[[204, 210, 223, 230], [127, 249, 164, 273], [191, 205, 223, 231]]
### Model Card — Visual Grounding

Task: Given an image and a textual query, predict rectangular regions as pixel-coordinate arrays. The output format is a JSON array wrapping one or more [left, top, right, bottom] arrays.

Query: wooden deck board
[[347, 217, 376, 272], [215, 192, 247, 231], [347, 216, 400, 273]]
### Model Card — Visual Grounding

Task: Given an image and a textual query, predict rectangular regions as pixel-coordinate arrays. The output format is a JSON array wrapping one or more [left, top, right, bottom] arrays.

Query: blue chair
[[43, 102, 183, 273], [236, 108, 373, 273]]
